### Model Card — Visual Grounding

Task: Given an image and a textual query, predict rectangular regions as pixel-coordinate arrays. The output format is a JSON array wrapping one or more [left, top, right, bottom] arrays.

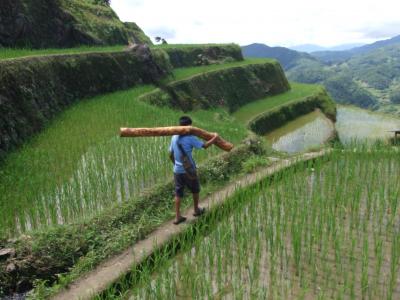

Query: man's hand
[[203, 132, 219, 149]]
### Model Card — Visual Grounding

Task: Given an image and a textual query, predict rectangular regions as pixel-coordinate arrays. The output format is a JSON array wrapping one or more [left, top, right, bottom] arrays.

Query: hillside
[[290, 43, 365, 53], [0, 0, 151, 48], [241, 43, 316, 69], [243, 37, 400, 114], [312, 34, 400, 63]]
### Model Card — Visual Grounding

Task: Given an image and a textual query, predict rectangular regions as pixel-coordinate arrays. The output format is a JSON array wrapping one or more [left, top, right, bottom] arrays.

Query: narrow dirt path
[[52, 150, 327, 300]]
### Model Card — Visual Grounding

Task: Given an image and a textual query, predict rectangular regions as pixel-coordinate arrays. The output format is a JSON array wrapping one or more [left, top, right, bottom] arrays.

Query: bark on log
[[120, 126, 234, 152]]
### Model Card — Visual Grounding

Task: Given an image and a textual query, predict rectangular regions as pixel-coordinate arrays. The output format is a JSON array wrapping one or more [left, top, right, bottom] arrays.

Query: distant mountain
[[241, 43, 316, 69], [241, 37, 400, 113], [290, 44, 327, 53], [349, 34, 400, 55], [312, 35, 400, 63], [329, 43, 366, 51], [290, 43, 365, 53]]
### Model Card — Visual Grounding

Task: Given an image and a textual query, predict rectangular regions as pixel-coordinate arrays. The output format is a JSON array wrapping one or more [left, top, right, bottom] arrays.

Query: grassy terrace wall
[[249, 87, 336, 134], [141, 61, 290, 112], [160, 44, 243, 68], [0, 45, 243, 161]]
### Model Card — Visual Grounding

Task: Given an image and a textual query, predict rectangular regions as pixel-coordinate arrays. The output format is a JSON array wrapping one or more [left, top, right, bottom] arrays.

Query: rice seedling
[[0, 85, 247, 239], [111, 143, 400, 300]]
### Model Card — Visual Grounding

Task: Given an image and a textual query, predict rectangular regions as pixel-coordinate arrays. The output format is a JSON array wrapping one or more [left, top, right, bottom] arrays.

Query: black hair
[[179, 116, 192, 126]]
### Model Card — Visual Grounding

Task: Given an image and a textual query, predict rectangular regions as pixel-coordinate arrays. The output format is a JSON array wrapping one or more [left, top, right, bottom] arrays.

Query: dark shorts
[[174, 173, 200, 197]]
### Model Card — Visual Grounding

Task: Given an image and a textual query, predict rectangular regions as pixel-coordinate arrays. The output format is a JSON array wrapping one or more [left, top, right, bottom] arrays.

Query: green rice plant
[[0, 85, 247, 238], [113, 143, 400, 300]]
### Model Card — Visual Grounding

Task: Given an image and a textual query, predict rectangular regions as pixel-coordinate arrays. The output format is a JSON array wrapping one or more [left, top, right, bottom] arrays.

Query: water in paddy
[[336, 106, 400, 143], [265, 110, 335, 154], [265, 106, 400, 153]]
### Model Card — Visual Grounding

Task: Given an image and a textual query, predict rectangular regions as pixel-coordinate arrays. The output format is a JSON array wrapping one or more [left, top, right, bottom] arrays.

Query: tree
[[155, 36, 168, 44]]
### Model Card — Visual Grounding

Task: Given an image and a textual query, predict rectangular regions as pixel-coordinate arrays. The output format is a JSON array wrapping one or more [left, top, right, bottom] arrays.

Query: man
[[169, 116, 219, 225]]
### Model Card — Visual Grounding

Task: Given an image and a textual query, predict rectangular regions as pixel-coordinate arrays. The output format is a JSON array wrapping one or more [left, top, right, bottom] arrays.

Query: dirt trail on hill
[[52, 150, 328, 300]]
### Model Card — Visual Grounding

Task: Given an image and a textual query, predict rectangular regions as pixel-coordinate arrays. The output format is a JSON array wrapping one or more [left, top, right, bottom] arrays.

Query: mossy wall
[[0, 50, 170, 161], [161, 44, 244, 68], [248, 87, 337, 135], [141, 62, 290, 112]]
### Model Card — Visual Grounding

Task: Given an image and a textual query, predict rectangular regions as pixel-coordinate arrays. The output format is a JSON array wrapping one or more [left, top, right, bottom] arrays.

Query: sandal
[[173, 216, 187, 225], [193, 207, 206, 217]]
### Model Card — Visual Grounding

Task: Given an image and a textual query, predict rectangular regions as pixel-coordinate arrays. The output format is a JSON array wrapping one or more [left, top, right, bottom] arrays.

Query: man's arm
[[203, 133, 219, 149]]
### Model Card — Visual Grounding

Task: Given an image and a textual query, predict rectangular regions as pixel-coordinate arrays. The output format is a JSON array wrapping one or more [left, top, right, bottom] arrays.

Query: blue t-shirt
[[169, 135, 204, 174]]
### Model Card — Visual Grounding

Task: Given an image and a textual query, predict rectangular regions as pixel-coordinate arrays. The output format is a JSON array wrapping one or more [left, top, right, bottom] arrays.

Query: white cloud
[[111, 0, 400, 46]]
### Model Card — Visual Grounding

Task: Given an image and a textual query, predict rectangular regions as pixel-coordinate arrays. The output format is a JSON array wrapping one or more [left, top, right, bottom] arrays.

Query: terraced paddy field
[[233, 82, 320, 124], [0, 57, 287, 239], [0, 86, 245, 238], [109, 146, 400, 300], [0, 44, 237, 61]]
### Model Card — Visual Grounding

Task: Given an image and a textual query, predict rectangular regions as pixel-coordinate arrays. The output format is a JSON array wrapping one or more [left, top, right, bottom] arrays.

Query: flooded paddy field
[[112, 147, 400, 299], [266, 106, 400, 154]]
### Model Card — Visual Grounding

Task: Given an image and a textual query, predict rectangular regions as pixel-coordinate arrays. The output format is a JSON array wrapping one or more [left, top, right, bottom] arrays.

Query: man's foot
[[193, 207, 206, 217], [173, 216, 187, 225]]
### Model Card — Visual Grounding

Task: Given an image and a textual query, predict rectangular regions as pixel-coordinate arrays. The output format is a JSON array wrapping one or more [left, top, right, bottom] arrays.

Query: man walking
[[169, 116, 219, 225]]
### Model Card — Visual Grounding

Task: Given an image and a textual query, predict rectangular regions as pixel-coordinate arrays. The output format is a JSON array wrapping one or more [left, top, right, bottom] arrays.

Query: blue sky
[[111, 0, 400, 47]]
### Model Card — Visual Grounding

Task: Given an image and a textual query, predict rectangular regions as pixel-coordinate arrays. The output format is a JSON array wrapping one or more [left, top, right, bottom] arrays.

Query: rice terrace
[[0, 0, 399, 299]]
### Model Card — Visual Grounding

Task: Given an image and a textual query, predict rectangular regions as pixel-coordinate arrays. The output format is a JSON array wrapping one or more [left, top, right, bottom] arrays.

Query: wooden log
[[120, 126, 234, 152]]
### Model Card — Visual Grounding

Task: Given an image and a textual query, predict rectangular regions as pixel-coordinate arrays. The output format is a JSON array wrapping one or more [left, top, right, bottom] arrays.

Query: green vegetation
[[249, 86, 336, 135], [324, 74, 378, 108], [1, 136, 265, 297], [164, 58, 274, 83], [143, 61, 290, 112], [242, 42, 400, 113], [160, 43, 243, 68], [0, 86, 247, 239], [390, 87, 400, 104], [0, 0, 151, 48], [0, 44, 241, 61], [0, 50, 170, 161], [0, 44, 245, 160], [233, 82, 318, 123], [104, 145, 400, 299], [0, 45, 125, 60]]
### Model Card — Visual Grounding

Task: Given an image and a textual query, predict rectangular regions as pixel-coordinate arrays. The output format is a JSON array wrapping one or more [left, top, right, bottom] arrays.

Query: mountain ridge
[[241, 35, 400, 114]]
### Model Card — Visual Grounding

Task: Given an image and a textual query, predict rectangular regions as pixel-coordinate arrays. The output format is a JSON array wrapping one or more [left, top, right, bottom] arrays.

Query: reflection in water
[[336, 106, 400, 143], [265, 106, 400, 154], [266, 110, 335, 154]]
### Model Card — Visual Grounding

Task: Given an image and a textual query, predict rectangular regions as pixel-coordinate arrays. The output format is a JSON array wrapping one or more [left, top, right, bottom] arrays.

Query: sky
[[111, 0, 400, 47]]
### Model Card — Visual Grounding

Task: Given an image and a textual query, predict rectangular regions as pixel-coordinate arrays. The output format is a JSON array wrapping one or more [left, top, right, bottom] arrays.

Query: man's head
[[179, 116, 192, 126]]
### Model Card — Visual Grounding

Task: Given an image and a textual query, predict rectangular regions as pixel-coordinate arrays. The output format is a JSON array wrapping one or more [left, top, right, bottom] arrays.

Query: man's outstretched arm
[[203, 133, 219, 149]]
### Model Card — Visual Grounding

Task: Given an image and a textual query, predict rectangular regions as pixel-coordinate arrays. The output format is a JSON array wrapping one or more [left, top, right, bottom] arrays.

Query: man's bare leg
[[193, 193, 200, 213], [175, 195, 182, 221]]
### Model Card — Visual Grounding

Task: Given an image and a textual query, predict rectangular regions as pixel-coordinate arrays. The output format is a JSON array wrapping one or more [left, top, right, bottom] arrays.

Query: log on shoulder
[[120, 126, 234, 152]]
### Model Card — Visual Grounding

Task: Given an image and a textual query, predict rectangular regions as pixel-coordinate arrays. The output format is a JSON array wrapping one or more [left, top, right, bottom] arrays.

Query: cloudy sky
[[111, 0, 400, 47]]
